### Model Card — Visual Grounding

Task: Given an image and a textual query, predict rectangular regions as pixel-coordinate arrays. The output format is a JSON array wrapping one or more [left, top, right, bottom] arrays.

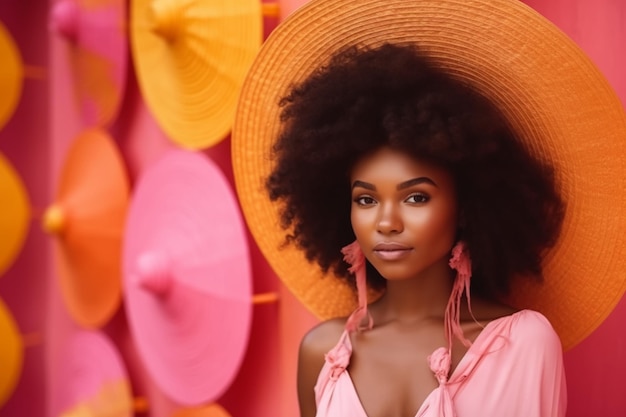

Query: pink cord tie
[[341, 241, 373, 332], [445, 241, 474, 350], [427, 347, 457, 417], [325, 334, 352, 381]]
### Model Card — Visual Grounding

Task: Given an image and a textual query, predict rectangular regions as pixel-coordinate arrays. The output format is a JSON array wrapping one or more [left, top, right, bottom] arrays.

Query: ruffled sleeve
[[451, 310, 567, 417]]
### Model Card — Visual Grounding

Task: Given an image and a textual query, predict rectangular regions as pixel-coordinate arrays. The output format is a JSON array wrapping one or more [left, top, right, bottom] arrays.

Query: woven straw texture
[[232, 0, 626, 350]]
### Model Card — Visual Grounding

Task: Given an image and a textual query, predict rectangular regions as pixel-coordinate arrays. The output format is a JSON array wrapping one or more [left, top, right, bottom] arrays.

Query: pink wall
[[0, 2, 49, 417], [0, 1, 624, 417]]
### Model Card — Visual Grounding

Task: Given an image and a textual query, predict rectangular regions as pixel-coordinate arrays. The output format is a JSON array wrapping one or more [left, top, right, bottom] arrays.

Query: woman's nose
[[376, 204, 403, 234]]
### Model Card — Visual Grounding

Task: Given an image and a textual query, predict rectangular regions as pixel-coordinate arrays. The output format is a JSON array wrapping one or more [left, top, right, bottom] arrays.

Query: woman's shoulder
[[507, 309, 562, 346], [299, 317, 348, 359], [469, 300, 557, 337], [468, 299, 562, 351], [479, 308, 563, 358]]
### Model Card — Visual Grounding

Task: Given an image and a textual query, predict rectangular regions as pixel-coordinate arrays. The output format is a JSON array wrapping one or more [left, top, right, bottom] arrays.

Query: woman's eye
[[354, 196, 376, 206], [406, 193, 429, 203]]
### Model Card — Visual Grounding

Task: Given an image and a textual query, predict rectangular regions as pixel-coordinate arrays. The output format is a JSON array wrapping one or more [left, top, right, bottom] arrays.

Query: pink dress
[[314, 309, 567, 417]]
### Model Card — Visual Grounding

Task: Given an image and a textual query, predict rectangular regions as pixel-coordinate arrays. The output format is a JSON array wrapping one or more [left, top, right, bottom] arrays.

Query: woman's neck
[[372, 258, 454, 324]]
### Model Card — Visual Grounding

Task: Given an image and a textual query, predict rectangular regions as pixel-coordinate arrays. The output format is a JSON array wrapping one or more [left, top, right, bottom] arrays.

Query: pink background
[[0, 0, 624, 416]]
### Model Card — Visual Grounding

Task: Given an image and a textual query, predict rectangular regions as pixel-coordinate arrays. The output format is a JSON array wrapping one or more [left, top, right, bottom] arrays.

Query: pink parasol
[[54, 330, 133, 417], [50, 0, 127, 127], [123, 150, 253, 405]]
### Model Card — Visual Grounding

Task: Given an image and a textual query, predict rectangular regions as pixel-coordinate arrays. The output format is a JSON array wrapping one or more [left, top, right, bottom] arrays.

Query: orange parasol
[[49, 0, 128, 127], [0, 297, 23, 409], [0, 20, 23, 131], [43, 129, 130, 328], [130, 0, 262, 149], [0, 152, 30, 277], [172, 404, 232, 417]]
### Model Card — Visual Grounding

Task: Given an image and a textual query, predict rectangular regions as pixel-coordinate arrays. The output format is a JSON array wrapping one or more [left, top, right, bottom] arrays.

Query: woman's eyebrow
[[352, 177, 437, 191], [352, 180, 376, 191], [397, 177, 437, 190]]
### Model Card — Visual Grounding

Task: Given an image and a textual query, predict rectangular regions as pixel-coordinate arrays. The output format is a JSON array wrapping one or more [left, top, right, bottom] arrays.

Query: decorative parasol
[[172, 404, 232, 417], [123, 150, 253, 405], [0, 297, 23, 409], [43, 128, 130, 328], [55, 330, 133, 417], [49, 0, 128, 127], [0, 20, 23, 131], [0, 152, 30, 277], [130, 0, 262, 149]]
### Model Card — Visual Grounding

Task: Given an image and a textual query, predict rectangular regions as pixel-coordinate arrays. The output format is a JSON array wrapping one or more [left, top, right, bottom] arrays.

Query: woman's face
[[350, 146, 458, 282]]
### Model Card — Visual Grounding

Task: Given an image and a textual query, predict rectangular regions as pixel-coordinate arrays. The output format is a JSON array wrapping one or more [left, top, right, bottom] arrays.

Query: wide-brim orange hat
[[232, 0, 626, 351]]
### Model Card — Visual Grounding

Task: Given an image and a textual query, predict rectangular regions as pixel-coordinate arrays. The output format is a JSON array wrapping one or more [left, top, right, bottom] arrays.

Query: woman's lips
[[373, 242, 412, 261]]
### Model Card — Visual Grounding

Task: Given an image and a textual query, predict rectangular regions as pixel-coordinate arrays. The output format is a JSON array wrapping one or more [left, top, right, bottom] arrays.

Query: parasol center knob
[[50, 0, 80, 42], [149, 0, 185, 42], [42, 204, 66, 235], [136, 252, 172, 296]]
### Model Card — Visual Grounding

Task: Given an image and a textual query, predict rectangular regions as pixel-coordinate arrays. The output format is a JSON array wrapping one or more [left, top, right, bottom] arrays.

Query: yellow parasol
[[0, 20, 23, 131], [0, 152, 30, 277], [130, 0, 263, 149], [0, 297, 23, 409]]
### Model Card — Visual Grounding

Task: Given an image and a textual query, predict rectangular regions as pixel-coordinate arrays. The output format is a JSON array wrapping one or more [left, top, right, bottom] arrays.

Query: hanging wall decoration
[[53, 330, 133, 417], [44, 129, 129, 328], [172, 404, 232, 417], [0, 297, 23, 410], [49, 0, 128, 127], [0, 152, 30, 278], [0, 21, 23, 131], [123, 150, 253, 405], [130, 0, 262, 149]]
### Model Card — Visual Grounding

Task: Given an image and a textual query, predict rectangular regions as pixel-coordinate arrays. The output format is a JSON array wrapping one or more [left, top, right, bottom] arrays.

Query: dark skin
[[297, 147, 516, 417]]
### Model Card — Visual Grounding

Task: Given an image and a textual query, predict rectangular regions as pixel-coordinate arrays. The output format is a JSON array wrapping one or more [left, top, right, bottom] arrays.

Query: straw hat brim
[[232, 0, 626, 350]]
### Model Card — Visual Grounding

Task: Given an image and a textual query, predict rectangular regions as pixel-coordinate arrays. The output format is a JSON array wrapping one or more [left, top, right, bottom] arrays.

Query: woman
[[269, 43, 565, 416], [231, 0, 626, 416]]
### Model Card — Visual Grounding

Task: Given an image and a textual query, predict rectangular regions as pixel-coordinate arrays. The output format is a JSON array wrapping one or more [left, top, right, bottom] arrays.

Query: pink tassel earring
[[444, 241, 475, 349], [341, 240, 373, 332]]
